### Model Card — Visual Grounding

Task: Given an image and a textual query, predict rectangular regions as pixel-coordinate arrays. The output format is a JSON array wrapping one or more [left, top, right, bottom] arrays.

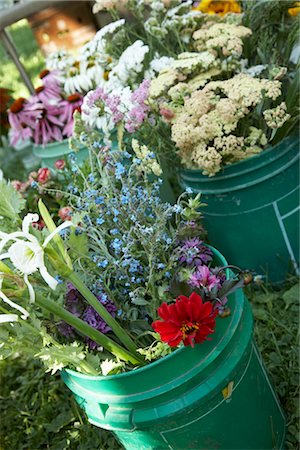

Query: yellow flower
[[193, 0, 241, 15], [288, 2, 300, 16]]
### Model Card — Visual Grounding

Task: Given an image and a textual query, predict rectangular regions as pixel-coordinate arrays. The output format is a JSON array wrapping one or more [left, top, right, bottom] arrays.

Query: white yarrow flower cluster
[[109, 40, 150, 87], [144, 54, 175, 79]]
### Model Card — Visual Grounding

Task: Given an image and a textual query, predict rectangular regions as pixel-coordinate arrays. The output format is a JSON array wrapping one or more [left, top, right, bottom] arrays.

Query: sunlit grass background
[[0, 19, 45, 98]]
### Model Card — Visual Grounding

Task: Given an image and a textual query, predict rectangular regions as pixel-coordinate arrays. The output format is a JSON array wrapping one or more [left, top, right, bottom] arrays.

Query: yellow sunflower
[[193, 0, 241, 15], [288, 2, 300, 16]]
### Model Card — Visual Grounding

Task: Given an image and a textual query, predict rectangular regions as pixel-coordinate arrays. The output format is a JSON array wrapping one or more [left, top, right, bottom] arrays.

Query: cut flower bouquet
[[0, 142, 250, 376]]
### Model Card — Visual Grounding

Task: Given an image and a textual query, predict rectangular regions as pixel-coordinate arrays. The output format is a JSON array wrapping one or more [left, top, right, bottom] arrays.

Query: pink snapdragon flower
[[37, 167, 51, 184], [188, 265, 222, 291]]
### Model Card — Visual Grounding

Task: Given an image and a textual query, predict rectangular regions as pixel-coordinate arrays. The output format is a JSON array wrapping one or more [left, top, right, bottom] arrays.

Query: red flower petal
[[152, 292, 217, 349]]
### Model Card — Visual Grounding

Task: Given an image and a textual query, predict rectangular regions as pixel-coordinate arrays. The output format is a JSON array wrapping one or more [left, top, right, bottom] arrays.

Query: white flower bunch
[[108, 40, 150, 88], [46, 20, 126, 95], [144, 54, 175, 80]]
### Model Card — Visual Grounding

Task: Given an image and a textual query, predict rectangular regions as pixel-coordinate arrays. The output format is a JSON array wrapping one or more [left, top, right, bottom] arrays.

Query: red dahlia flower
[[152, 292, 217, 348]]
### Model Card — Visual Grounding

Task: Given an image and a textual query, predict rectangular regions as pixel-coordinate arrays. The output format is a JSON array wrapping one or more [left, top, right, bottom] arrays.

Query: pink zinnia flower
[[60, 93, 83, 137]]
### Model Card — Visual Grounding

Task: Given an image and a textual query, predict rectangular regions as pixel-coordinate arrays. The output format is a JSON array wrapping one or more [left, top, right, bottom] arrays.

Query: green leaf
[[0, 180, 25, 219], [44, 411, 74, 433], [67, 229, 89, 257], [283, 284, 299, 309], [253, 307, 269, 322], [131, 297, 149, 306]]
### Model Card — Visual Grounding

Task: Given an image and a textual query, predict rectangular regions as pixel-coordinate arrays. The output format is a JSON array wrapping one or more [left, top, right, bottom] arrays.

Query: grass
[[0, 279, 299, 449], [0, 19, 45, 98]]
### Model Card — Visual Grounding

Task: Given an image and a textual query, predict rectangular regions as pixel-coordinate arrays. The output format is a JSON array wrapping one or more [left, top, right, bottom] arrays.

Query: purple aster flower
[[57, 322, 76, 338], [188, 265, 221, 291], [178, 238, 213, 267]]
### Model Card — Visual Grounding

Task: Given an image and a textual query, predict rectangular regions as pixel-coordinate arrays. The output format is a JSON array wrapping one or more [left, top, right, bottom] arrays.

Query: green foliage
[[137, 332, 173, 361], [247, 279, 300, 448], [0, 357, 121, 449], [0, 19, 45, 98], [242, 0, 299, 67], [0, 179, 25, 219]]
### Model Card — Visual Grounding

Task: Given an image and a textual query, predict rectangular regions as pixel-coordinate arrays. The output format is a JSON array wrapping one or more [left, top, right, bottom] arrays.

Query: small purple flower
[[83, 296, 117, 349], [178, 238, 213, 267]]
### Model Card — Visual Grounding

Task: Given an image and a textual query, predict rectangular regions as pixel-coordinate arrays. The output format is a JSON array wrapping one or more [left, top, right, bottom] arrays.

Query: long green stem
[[68, 272, 139, 356], [35, 294, 144, 366], [38, 199, 72, 269]]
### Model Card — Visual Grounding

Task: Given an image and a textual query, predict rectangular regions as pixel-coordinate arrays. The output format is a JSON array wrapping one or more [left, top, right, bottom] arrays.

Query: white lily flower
[[0, 213, 73, 305], [0, 314, 18, 323]]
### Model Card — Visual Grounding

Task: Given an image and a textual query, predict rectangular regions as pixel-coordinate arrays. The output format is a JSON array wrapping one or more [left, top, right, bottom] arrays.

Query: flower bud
[[54, 159, 65, 170], [32, 219, 45, 230], [37, 167, 51, 184], [11, 180, 22, 191], [242, 272, 253, 285], [219, 307, 231, 318], [160, 107, 174, 121], [58, 206, 73, 221]]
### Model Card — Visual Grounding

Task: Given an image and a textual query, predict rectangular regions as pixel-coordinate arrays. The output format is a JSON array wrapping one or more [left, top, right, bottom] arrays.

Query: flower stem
[[35, 294, 144, 366], [68, 271, 139, 356]]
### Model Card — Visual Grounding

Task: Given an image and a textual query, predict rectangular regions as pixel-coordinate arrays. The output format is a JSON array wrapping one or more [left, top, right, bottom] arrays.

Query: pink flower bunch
[[81, 80, 151, 137], [8, 70, 83, 146], [125, 80, 151, 133]]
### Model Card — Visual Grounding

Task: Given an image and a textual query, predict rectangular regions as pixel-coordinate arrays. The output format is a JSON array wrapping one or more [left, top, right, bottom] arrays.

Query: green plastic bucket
[[32, 139, 89, 169], [179, 136, 300, 284], [61, 248, 285, 450]]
